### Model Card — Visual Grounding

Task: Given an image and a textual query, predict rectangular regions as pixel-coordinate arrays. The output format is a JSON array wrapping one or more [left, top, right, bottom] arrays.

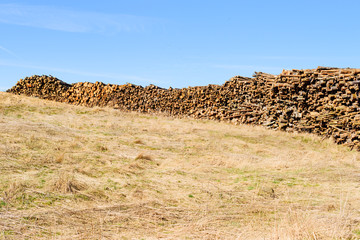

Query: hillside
[[8, 67, 360, 152], [0, 92, 360, 239]]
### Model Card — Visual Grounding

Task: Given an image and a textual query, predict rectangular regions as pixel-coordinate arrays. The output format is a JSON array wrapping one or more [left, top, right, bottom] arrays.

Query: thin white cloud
[[0, 60, 162, 85], [0, 4, 153, 33], [0, 45, 18, 58]]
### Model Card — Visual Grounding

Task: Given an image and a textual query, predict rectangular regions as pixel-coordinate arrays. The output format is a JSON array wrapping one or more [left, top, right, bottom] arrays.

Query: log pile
[[7, 75, 70, 101], [7, 66, 360, 150]]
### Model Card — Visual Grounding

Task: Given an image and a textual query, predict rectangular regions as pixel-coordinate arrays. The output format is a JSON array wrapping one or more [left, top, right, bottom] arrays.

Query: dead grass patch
[[133, 139, 144, 144], [0, 92, 360, 239], [48, 171, 88, 194], [135, 153, 153, 161], [55, 153, 65, 164], [2, 182, 30, 203]]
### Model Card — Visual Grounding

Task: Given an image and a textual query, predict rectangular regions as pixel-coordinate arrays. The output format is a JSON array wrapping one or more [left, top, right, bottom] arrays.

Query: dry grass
[[0, 92, 360, 239], [48, 171, 88, 194], [135, 153, 153, 161]]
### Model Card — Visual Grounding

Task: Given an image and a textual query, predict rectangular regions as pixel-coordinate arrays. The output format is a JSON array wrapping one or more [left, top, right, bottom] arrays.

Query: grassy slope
[[0, 92, 360, 239]]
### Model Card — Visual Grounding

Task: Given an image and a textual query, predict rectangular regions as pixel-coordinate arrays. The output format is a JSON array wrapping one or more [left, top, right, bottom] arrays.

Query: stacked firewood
[[6, 67, 360, 150], [250, 67, 360, 149], [269, 67, 360, 148], [7, 75, 70, 101]]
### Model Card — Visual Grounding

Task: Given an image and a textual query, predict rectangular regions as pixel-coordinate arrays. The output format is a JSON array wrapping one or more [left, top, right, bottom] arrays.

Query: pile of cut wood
[[7, 75, 70, 101], [7, 67, 360, 150]]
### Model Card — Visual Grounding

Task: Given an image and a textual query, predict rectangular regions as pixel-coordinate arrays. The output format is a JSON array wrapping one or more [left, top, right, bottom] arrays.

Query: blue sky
[[1, 0, 360, 90]]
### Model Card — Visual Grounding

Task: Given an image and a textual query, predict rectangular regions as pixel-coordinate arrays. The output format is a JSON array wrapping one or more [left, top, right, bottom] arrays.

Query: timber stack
[[6, 66, 360, 150], [7, 75, 70, 101]]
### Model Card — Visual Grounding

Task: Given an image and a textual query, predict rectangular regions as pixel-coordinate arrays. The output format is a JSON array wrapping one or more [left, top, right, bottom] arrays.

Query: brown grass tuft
[[133, 139, 144, 144], [3, 182, 29, 202], [135, 153, 153, 161], [55, 153, 65, 163], [48, 171, 87, 194]]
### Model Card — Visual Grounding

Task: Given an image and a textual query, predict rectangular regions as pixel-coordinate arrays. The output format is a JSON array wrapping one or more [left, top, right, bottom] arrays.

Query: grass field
[[0, 92, 360, 239]]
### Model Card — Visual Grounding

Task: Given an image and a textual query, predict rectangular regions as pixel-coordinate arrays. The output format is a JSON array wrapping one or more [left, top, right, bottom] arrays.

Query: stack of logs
[[7, 75, 71, 102], [7, 66, 360, 150]]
